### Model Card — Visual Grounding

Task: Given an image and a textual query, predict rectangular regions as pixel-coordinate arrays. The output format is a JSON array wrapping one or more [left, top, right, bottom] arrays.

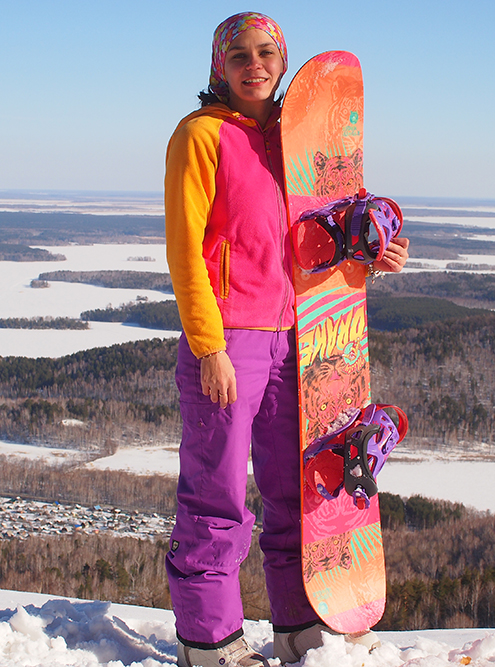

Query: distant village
[[0, 496, 175, 541]]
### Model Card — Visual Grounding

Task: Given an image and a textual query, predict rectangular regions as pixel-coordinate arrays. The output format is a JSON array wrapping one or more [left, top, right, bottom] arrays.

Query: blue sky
[[1, 0, 493, 198]]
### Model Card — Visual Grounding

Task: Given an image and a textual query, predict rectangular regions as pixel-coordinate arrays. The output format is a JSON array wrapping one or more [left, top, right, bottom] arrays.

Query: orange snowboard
[[281, 52, 385, 633]]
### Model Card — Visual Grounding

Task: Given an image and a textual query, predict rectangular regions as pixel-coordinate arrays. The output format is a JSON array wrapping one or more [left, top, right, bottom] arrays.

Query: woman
[[165, 12, 409, 667]]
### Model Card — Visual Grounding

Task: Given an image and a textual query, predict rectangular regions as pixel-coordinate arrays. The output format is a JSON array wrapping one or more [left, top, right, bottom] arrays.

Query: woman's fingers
[[374, 237, 410, 273], [200, 352, 237, 408]]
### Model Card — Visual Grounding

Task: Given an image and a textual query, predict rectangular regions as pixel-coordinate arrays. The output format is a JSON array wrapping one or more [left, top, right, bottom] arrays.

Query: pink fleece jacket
[[165, 103, 295, 358]]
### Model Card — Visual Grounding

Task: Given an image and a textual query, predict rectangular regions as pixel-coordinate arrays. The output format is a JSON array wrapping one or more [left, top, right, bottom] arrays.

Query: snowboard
[[281, 52, 385, 633]]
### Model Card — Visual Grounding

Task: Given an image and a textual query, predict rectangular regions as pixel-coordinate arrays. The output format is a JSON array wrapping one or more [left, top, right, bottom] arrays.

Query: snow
[[406, 216, 495, 229], [0, 323, 180, 359], [0, 190, 164, 216], [0, 243, 180, 358], [85, 445, 180, 477], [0, 243, 171, 319], [379, 458, 495, 513], [2, 435, 494, 512], [0, 589, 493, 666], [404, 254, 495, 273], [0, 440, 85, 466]]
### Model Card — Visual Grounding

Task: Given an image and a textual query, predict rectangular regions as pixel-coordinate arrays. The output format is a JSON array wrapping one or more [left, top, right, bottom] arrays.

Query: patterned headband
[[209, 12, 288, 103]]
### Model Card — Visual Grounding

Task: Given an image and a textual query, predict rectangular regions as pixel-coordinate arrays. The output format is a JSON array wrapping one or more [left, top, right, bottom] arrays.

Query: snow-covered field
[[0, 243, 180, 357], [0, 588, 494, 666], [0, 190, 164, 216]]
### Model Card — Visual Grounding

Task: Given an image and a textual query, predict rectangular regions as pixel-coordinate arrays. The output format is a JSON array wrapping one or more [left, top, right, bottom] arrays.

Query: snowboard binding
[[304, 404, 408, 509], [292, 189, 403, 273]]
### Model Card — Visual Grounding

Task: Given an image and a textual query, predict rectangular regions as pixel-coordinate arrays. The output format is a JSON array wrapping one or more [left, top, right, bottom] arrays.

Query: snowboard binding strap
[[304, 404, 408, 509], [292, 189, 403, 273], [346, 189, 403, 264]]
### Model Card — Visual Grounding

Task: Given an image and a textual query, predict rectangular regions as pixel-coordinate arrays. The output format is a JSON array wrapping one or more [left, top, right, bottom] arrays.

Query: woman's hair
[[197, 87, 284, 108], [198, 87, 221, 107]]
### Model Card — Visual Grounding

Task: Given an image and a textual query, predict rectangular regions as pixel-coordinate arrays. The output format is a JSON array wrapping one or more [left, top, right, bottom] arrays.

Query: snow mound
[[0, 591, 494, 666]]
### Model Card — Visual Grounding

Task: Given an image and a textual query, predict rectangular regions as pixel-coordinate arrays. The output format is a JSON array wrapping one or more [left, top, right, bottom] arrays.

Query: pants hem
[[177, 627, 244, 649]]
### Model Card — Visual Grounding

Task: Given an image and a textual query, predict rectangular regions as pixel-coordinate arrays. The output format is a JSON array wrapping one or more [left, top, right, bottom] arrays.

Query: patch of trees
[[0, 212, 164, 245], [0, 457, 179, 515], [0, 528, 266, 617], [0, 317, 88, 330], [367, 295, 490, 331], [0, 457, 264, 526], [379, 492, 466, 530], [0, 533, 172, 609], [368, 270, 495, 307], [369, 314, 495, 444], [37, 270, 173, 293], [81, 301, 181, 331], [0, 243, 66, 261], [0, 338, 181, 448], [378, 503, 495, 630], [241, 494, 495, 628]]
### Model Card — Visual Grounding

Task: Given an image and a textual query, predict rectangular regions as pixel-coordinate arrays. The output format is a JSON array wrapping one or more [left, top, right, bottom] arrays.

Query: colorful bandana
[[209, 12, 288, 103]]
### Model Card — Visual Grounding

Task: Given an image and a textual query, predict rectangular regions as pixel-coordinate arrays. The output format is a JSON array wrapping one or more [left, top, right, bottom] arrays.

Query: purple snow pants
[[166, 329, 319, 646]]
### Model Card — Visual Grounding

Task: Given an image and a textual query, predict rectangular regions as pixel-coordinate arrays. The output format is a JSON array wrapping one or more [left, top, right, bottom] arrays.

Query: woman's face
[[224, 29, 284, 115]]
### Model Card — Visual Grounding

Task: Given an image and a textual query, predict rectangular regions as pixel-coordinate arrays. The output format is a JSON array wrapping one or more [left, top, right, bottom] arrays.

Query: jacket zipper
[[264, 129, 291, 330]]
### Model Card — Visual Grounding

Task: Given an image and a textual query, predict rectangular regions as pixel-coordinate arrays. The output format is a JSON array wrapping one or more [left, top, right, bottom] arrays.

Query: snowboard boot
[[273, 623, 338, 664], [346, 630, 381, 651], [177, 636, 269, 667], [273, 624, 381, 664]]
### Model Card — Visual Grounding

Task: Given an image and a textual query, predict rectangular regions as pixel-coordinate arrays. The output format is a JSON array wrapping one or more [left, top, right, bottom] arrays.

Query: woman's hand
[[373, 237, 409, 273], [201, 352, 237, 409]]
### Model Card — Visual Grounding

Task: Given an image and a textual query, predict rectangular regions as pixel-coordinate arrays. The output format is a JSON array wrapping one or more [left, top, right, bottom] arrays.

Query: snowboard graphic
[[281, 52, 385, 633]]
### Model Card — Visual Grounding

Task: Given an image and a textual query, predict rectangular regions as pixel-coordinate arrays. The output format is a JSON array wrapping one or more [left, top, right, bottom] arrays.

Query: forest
[[2, 290, 495, 448], [37, 270, 174, 293], [368, 270, 495, 307], [0, 337, 181, 448], [0, 243, 65, 262], [0, 317, 88, 330], [369, 313, 495, 445], [81, 300, 181, 330], [2, 264, 495, 629]]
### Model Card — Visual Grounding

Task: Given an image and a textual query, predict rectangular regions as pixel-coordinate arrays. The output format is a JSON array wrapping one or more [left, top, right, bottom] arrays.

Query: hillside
[[0, 338, 181, 449], [81, 300, 181, 330], [369, 313, 495, 445], [368, 270, 495, 308], [1, 304, 495, 448]]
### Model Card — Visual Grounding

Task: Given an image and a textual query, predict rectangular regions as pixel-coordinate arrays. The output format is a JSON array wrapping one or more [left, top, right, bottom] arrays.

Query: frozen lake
[[0, 243, 180, 357]]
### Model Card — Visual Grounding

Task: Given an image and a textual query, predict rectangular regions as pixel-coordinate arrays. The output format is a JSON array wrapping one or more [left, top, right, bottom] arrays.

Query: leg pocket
[[169, 512, 253, 573]]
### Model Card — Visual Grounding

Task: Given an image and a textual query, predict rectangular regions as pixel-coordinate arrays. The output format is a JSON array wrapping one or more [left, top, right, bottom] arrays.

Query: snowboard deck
[[281, 52, 386, 633]]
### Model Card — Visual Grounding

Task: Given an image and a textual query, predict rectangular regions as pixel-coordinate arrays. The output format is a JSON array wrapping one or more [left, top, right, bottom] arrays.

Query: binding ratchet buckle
[[304, 404, 408, 510]]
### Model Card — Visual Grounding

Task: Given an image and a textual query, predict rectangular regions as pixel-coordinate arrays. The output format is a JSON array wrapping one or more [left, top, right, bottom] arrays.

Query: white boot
[[177, 636, 269, 667], [346, 630, 381, 651], [273, 623, 337, 664], [273, 623, 381, 664]]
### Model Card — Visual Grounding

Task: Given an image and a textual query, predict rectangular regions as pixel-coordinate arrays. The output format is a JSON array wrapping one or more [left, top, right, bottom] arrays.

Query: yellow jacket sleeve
[[165, 113, 226, 359]]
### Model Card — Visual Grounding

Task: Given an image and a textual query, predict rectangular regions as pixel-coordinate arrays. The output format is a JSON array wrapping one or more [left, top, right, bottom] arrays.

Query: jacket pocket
[[219, 240, 230, 300]]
